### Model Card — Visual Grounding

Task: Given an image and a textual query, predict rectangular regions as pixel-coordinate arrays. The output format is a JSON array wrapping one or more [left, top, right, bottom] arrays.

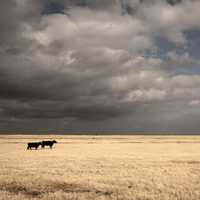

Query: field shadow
[[0, 182, 41, 197], [0, 181, 113, 198], [171, 160, 200, 164]]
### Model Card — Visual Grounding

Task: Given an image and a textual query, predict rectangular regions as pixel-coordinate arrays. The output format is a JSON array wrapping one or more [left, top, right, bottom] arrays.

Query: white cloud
[[189, 100, 200, 106]]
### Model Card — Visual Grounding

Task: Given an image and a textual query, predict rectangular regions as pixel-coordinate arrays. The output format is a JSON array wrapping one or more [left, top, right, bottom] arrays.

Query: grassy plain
[[0, 135, 200, 200]]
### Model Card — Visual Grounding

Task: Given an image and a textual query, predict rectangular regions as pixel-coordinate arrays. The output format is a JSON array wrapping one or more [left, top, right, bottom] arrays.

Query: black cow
[[41, 140, 57, 149], [27, 142, 42, 150]]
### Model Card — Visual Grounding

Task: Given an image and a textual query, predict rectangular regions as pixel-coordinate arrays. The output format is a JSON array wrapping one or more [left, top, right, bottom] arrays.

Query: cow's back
[[42, 141, 54, 145]]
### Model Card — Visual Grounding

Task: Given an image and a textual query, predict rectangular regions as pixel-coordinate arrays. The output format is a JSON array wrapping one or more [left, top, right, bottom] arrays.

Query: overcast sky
[[1, 0, 200, 133]]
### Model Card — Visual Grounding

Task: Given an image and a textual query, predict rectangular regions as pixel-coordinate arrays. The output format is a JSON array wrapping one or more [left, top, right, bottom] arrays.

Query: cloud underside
[[1, 0, 200, 132]]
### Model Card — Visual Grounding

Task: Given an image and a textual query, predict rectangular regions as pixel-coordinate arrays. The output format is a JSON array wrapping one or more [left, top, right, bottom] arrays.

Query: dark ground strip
[[0, 181, 113, 198]]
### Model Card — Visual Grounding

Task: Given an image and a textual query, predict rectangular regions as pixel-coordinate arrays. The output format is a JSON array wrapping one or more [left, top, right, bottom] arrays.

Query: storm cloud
[[1, 0, 200, 133]]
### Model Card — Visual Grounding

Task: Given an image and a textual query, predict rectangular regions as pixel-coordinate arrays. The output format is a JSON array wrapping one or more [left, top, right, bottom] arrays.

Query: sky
[[1, 0, 200, 134]]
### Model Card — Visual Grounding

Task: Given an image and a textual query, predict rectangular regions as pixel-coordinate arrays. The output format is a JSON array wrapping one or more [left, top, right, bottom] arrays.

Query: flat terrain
[[0, 135, 200, 200]]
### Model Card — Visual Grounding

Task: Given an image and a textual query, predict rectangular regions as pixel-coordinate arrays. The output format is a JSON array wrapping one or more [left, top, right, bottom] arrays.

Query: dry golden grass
[[0, 135, 200, 200]]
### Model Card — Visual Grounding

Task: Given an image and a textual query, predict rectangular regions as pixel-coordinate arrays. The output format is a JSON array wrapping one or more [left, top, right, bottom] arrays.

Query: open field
[[0, 135, 200, 200]]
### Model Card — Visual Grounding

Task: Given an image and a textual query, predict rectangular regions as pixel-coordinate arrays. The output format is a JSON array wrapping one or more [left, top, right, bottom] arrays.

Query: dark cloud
[[43, 0, 65, 14], [0, 0, 200, 133]]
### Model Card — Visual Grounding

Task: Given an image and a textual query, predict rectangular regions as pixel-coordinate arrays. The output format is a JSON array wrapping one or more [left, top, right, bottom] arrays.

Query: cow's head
[[53, 140, 57, 143]]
